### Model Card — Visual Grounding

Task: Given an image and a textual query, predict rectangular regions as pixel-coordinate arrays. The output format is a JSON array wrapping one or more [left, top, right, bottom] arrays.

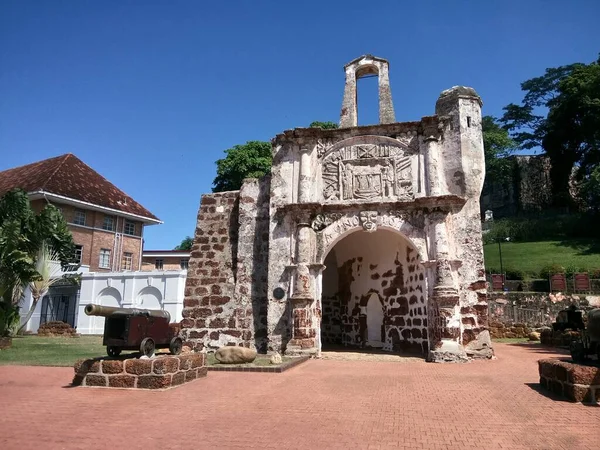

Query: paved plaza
[[0, 343, 598, 450]]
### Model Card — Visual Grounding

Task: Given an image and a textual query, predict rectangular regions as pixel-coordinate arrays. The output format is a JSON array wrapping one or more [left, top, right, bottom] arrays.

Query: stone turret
[[339, 55, 395, 128]]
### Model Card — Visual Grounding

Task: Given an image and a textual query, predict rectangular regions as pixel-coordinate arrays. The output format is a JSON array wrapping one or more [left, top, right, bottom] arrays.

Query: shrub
[[505, 268, 525, 280], [539, 263, 565, 279]]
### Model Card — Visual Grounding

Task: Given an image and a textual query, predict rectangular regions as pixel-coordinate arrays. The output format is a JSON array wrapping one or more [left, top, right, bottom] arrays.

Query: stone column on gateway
[[286, 214, 319, 356], [426, 210, 467, 362]]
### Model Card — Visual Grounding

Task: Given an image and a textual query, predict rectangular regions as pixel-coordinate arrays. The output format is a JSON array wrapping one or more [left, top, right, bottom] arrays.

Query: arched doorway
[[320, 228, 428, 354]]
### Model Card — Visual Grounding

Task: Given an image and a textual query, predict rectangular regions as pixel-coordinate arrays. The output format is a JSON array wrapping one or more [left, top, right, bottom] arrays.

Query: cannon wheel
[[570, 340, 585, 363], [140, 338, 155, 357], [169, 337, 183, 355], [107, 346, 121, 357]]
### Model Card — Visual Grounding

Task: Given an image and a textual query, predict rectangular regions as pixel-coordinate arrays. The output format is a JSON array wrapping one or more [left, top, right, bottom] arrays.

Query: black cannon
[[552, 305, 585, 332], [84, 304, 183, 358], [570, 308, 600, 363]]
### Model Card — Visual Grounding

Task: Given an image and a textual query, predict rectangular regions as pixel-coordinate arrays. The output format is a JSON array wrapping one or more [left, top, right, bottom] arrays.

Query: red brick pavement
[[0, 343, 598, 450]]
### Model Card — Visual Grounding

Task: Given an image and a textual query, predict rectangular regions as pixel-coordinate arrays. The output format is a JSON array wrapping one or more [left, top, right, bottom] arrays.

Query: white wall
[[76, 270, 187, 334], [20, 268, 187, 334]]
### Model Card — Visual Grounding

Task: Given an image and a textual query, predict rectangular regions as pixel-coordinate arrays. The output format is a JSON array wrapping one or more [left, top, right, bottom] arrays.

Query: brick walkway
[[0, 343, 598, 450]]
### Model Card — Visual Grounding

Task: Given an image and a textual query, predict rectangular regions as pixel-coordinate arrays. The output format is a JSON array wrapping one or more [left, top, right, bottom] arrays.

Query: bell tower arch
[[339, 54, 396, 128]]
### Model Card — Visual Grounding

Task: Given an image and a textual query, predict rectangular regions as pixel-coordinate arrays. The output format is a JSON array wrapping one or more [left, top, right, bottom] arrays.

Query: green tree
[[482, 116, 516, 187], [309, 121, 339, 129], [0, 189, 75, 334], [212, 141, 272, 192], [174, 236, 193, 251], [501, 56, 600, 207]]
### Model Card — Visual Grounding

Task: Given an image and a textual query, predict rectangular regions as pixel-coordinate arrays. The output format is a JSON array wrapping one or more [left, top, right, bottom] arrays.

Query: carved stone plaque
[[322, 137, 414, 202]]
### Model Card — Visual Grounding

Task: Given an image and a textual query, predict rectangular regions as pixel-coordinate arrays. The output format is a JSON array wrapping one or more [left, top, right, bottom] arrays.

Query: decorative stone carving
[[311, 212, 342, 231], [316, 138, 334, 158], [359, 211, 378, 232], [322, 138, 414, 202]]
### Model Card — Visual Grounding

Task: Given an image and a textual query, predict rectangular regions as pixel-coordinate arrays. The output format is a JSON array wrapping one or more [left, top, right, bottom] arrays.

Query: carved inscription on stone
[[322, 142, 414, 202]]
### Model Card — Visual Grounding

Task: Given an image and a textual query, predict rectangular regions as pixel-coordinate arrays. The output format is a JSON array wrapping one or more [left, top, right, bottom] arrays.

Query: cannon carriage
[[84, 304, 183, 358], [570, 308, 600, 363]]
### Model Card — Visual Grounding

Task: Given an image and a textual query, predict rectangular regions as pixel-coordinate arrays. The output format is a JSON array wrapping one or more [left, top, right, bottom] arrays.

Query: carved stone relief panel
[[321, 137, 415, 202]]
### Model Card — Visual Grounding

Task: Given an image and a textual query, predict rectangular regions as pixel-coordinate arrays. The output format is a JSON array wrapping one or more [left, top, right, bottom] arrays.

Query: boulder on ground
[[215, 346, 257, 364], [528, 331, 540, 341], [270, 352, 282, 365]]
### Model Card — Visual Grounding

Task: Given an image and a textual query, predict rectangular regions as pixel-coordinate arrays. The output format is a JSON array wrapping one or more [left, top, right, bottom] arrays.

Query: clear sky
[[1, 0, 599, 249]]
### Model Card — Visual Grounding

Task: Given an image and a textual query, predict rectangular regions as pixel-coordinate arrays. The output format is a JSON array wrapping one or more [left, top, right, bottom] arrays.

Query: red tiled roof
[[0, 154, 160, 221]]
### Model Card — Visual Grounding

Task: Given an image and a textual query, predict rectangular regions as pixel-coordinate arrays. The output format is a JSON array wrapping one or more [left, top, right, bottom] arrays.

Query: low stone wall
[[538, 359, 600, 403], [38, 321, 78, 337], [489, 320, 532, 339], [73, 354, 206, 390]]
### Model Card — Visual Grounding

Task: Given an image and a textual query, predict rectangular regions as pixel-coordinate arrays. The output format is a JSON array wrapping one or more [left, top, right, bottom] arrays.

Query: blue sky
[[1, 0, 599, 249]]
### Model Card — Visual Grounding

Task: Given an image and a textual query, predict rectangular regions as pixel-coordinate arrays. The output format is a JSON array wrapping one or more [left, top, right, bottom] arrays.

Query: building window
[[180, 259, 189, 270], [74, 245, 83, 264], [99, 249, 111, 269], [102, 215, 115, 231], [122, 252, 133, 271], [73, 209, 86, 226], [124, 220, 136, 236], [155, 259, 164, 270]]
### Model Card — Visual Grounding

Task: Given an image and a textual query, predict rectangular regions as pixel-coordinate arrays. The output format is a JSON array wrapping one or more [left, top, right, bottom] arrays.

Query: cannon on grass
[[570, 308, 600, 363], [84, 304, 183, 358]]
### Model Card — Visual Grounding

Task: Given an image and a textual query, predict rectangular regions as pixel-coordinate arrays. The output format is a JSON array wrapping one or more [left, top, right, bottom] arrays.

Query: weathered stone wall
[[480, 155, 553, 218], [181, 192, 243, 351], [539, 359, 599, 404]]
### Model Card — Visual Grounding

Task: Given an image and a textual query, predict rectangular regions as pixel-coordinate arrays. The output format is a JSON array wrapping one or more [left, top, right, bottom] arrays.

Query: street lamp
[[498, 237, 510, 289]]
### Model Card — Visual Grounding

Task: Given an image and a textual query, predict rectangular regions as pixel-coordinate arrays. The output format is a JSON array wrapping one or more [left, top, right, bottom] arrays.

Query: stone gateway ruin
[[182, 55, 494, 362]]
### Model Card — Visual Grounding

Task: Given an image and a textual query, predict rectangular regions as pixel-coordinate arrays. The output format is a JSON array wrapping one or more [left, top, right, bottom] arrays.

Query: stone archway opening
[[320, 228, 428, 356]]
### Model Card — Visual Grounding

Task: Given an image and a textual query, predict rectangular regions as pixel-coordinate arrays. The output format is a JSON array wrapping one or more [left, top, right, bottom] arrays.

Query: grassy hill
[[483, 239, 600, 277]]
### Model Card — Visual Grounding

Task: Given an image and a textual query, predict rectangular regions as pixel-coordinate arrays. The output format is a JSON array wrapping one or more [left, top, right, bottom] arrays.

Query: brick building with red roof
[[0, 153, 161, 273]]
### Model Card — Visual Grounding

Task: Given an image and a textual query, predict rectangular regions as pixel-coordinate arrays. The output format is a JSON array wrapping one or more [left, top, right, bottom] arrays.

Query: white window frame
[[124, 220, 136, 236], [102, 215, 115, 231], [99, 249, 111, 269], [74, 245, 83, 264], [73, 209, 86, 226], [122, 252, 133, 271], [180, 259, 189, 270], [155, 259, 164, 270]]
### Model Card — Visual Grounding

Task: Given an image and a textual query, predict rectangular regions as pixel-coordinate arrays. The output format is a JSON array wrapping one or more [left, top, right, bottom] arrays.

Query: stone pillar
[[339, 67, 357, 128], [298, 146, 312, 204], [287, 218, 318, 355], [423, 121, 443, 196], [377, 62, 395, 124], [427, 211, 466, 362]]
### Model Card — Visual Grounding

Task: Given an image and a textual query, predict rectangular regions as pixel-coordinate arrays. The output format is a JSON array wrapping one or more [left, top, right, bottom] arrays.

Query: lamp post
[[498, 237, 510, 289]]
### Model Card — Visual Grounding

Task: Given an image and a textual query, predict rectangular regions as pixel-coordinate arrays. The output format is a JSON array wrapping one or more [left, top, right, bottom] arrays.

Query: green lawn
[[0, 335, 110, 367], [483, 239, 600, 274]]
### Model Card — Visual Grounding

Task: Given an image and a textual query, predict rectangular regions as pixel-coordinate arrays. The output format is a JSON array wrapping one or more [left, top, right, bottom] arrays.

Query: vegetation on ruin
[[500, 55, 600, 209], [482, 116, 517, 188], [0, 335, 106, 366]]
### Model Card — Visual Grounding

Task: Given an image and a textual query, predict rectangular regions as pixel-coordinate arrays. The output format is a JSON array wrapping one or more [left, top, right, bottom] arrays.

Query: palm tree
[[0, 189, 75, 335], [17, 242, 70, 334]]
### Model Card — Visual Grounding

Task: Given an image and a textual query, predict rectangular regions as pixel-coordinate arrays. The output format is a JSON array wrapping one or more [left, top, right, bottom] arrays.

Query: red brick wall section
[[181, 192, 249, 351], [72, 354, 206, 389]]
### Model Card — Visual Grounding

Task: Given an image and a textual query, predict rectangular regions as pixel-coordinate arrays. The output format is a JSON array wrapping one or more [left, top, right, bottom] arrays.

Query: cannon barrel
[[84, 304, 171, 321]]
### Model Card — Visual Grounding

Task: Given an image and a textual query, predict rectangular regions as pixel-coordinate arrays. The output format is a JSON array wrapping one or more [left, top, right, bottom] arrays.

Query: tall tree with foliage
[[0, 189, 75, 334], [212, 141, 272, 192], [482, 115, 516, 187], [501, 56, 600, 207], [174, 236, 193, 251]]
